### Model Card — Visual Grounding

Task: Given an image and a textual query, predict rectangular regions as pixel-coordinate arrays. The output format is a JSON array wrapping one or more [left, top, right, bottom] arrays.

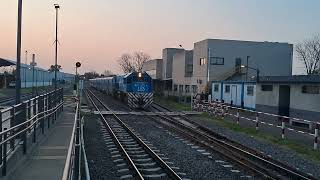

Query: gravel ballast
[[190, 116, 320, 179], [83, 114, 120, 180], [121, 114, 254, 179]]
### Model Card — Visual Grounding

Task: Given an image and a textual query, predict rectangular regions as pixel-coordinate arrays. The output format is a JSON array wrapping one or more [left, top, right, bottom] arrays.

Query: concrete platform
[[4, 97, 76, 180]]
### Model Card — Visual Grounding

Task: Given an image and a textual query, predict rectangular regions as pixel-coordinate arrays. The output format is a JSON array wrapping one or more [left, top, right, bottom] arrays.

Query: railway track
[[150, 102, 316, 180], [85, 89, 183, 180]]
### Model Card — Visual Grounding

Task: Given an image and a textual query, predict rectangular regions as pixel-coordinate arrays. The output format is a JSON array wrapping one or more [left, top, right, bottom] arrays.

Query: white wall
[[193, 39, 293, 93], [244, 84, 256, 108], [212, 83, 221, 101], [290, 84, 320, 113], [256, 84, 279, 107]]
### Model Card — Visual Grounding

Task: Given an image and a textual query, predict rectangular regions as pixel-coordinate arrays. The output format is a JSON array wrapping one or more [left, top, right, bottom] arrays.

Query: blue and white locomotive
[[90, 72, 153, 109]]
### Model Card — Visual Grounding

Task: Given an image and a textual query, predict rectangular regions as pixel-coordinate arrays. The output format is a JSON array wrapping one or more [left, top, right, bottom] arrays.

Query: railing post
[[9, 107, 15, 150], [54, 90, 57, 122], [2, 128, 7, 176], [0, 110, 2, 165], [22, 102, 27, 154], [61, 88, 64, 112], [281, 118, 285, 139], [27, 100, 31, 134], [32, 98, 37, 143], [46, 94, 50, 129], [256, 112, 259, 131], [39, 95, 45, 134], [314, 124, 319, 150]]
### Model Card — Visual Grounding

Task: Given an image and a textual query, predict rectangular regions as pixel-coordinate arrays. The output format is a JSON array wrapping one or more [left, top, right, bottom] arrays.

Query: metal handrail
[[61, 102, 79, 180], [0, 88, 64, 176], [80, 116, 90, 180], [0, 103, 63, 146]]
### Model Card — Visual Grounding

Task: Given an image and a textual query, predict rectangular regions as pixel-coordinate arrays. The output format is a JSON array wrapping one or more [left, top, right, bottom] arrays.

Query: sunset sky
[[1, 0, 320, 74]]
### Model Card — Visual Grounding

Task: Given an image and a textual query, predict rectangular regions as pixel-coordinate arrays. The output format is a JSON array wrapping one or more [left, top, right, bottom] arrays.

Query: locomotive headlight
[[138, 72, 142, 78]]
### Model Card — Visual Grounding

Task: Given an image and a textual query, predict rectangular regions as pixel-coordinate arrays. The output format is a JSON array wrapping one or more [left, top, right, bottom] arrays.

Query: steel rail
[[151, 103, 316, 180], [85, 90, 144, 180], [86, 89, 182, 180]]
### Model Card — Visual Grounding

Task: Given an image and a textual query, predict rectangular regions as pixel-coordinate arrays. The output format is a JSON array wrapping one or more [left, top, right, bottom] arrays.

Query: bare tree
[[48, 65, 62, 72], [102, 70, 114, 77], [118, 52, 151, 73], [118, 53, 135, 73], [84, 71, 100, 80], [296, 35, 320, 74], [133, 52, 150, 72]]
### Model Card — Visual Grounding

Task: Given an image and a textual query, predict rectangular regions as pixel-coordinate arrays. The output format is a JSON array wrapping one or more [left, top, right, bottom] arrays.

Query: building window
[[261, 85, 273, 91], [185, 85, 190, 93], [210, 57, 224, 65], [214, 84, 219, 92], [225, 85, 230, 93], [186, 64, 193, 72], [179, 85, 184, 92], [247, 86, 254, 96], [200, 58, 206, 66], [192, 85, 197, 93], [174, 84, 178, 92], [302, 85, 320, 94]]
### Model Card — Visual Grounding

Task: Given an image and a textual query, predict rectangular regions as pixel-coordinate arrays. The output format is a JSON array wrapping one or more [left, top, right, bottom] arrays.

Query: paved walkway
[[5, 97, 76, 180]]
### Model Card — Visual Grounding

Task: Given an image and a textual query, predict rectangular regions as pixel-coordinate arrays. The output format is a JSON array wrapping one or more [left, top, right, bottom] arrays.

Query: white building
[[256, 75, 320, 123], [193, 39, 293, 93], [212, 81, 256, 109], [142, 59, 163, 80]]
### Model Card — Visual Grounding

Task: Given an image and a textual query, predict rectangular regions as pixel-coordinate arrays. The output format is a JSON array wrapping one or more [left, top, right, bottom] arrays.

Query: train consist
[[90, 72, 153, 109]]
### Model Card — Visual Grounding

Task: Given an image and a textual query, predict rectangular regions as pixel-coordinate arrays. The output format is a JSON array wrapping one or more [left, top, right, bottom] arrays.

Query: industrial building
[[171, 50, 195, 96], [193, 39, 293, 93], [142, 59, 164, 95], [162, 48, 185, 80], [0, 58, 74, 88], [142, 59, 163, 80], [256, 75, 320, 122]]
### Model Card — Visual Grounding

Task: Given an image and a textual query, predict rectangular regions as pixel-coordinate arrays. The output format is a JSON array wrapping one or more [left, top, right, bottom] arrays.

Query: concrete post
[[281, 119, 285, 139], [2, 128, 7, 176], [256, 112, 259, 131], [314, 124, 319, 150], [236, 109, 240, 125]]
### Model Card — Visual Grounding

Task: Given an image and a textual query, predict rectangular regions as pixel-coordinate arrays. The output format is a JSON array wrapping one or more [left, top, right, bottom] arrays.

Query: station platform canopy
[[0, 58, 15, 67], [0, 57, 47, 71]]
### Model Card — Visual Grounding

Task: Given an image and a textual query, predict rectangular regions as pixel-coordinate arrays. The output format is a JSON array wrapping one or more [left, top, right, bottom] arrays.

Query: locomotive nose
[[138, 97, 144, 106]]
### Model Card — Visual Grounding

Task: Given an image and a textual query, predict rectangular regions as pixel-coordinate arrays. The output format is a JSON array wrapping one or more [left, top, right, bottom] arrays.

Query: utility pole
[[31, 54, 37, 97], [54, 4, 60, 90], [16, 0, 23, 104]]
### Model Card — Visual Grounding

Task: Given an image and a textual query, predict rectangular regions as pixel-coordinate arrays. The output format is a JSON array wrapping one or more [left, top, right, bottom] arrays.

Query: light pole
[[25, 50, 28, 88], [30, 54, 37, 97], [75, 62, 81, 97], [16, 0, 23, 104], [241, 65, 260, 82], [54, 4, 60, 91]]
